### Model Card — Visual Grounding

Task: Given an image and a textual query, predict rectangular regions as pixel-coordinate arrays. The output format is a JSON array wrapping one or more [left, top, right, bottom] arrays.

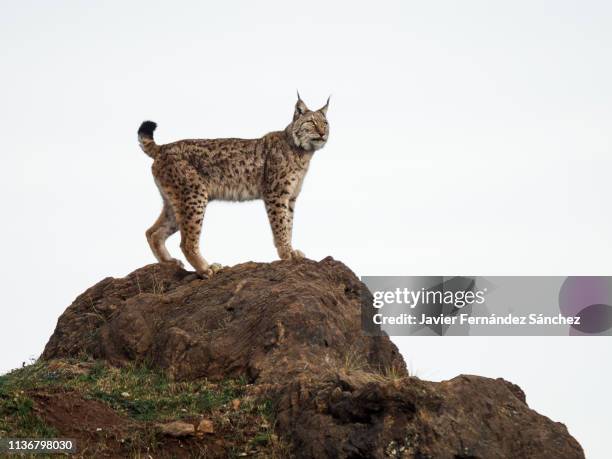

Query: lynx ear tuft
[[294, 92, 309, 118], [319, 96, 330, 115]]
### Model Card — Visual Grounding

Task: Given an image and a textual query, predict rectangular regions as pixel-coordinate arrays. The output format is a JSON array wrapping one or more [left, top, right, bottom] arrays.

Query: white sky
[[1, 1, 611, 457]]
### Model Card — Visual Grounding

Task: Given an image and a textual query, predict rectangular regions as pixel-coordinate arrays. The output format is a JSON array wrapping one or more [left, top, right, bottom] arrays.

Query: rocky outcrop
[[42, 257, 402, 384], [42, 258, 584, 458]]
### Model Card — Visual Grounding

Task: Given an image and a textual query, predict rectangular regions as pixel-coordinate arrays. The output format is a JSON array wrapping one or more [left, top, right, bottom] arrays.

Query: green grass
[[0, 361, 57, 438], [0, 359, 289, 457], [0, 392, 58, 438], [0, 359, 246, 423]]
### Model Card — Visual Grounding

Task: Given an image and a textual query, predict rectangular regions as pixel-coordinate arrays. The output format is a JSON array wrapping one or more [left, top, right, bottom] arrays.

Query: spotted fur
[[139, 95, 330, 277]]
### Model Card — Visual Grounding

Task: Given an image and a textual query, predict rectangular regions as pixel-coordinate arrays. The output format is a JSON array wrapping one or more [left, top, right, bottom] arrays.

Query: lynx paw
[[210, 263, 223, 273], [279, 248, 305, 261], [197, 263, 223, 279]]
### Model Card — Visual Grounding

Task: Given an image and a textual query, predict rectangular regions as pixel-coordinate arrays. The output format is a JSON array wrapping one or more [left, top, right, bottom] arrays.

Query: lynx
[[138, 95, 330, 277]]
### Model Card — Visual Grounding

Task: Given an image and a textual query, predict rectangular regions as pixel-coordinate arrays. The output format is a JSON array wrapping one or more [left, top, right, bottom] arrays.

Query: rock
[[42, 258, 403, 384], [42, 258, 584, 458], [279, 371, 584, 458], [158, 421, 195, 437], [197, 419, 214, 434]]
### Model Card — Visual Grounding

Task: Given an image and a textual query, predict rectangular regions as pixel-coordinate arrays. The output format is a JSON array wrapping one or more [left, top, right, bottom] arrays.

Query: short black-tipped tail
[[138, 120, 160, 158], [138, 121, 157, 139]]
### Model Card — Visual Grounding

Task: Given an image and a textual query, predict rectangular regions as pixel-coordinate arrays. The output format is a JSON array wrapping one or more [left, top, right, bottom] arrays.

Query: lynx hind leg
[[170, 183, 222, 278], [146, 199, 182, 267]]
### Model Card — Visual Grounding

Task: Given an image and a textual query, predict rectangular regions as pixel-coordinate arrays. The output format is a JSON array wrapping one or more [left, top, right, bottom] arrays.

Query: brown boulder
[[42, 257, 402, 384], [42, 258, 584, 458], [279, 371, 583, 458], [157, 420, 196, 437]]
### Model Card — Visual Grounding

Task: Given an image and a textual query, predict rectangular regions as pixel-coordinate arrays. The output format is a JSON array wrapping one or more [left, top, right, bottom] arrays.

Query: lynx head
[[289, 94, 330, 151]]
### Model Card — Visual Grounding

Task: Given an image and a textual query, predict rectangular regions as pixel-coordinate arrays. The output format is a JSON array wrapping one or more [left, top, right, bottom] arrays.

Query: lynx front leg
[[264, 194, 304, 260], [286, 195, 304, 259], [287, 195, 297, 243]]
